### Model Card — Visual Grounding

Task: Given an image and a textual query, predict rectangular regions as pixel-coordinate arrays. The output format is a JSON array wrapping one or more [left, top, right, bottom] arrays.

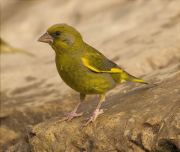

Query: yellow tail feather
[[131, 78, 148, 84]]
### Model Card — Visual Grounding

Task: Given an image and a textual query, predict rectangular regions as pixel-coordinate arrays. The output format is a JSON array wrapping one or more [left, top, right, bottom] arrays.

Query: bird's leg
[[83, 94, 105, 127], [58, 93, 86, 122]]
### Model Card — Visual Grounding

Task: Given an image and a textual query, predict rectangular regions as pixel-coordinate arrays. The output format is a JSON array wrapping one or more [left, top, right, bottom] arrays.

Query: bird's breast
[[55, 54, 117, 94]]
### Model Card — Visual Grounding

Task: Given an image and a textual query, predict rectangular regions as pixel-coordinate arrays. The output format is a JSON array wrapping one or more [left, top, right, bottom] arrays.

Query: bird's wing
[[81, 48, 148, 84], [81, 49, 123, 73]]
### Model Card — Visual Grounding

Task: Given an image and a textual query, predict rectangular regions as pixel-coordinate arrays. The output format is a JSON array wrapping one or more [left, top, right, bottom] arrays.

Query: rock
[[1, 0, 179, 151], [6, 64, 180, 152]]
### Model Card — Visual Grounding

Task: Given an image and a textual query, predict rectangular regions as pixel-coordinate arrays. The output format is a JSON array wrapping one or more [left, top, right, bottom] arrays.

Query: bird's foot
[[58, 110, 83, 123], [83, 109, 104, 127]]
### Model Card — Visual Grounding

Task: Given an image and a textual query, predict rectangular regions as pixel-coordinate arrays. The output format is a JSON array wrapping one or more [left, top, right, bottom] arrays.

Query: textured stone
[[6, 64, 180, 152]]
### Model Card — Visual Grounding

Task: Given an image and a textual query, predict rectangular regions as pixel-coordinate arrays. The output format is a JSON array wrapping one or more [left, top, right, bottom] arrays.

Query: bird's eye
[[55, 31, 61, 36]]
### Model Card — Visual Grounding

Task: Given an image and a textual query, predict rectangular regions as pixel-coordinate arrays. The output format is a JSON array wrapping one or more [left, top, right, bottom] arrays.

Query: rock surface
[[1, 0, 180, 151], [6, 63, 180, 152]]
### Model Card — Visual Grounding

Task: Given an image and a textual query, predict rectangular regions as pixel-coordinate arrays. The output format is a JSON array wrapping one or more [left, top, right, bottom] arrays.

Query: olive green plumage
[[43, 24, 147, 95], [38, 24, 148, 125]]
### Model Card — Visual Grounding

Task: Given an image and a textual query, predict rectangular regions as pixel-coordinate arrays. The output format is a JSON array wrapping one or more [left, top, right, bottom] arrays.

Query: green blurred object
[[38, 24, 148, 126], [0, 38, 34, 56]]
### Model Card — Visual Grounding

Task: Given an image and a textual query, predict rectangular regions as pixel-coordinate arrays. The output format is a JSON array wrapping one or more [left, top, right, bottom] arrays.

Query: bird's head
[[38, 24, 83, 53]]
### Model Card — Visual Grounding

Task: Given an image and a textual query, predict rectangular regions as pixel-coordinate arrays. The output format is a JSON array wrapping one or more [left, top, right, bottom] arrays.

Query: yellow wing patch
[[103, 68, 122, 73], [82, 57, 101, 72], [82, 57, 122, 73]]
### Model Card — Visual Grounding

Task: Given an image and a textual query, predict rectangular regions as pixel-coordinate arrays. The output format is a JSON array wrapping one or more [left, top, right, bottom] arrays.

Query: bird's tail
[[120, 71, 148, 84]]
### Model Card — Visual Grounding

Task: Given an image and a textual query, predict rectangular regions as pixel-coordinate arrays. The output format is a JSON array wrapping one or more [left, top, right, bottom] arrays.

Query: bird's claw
[[83, 109, 103, 127], [58, 112, 83, 123]]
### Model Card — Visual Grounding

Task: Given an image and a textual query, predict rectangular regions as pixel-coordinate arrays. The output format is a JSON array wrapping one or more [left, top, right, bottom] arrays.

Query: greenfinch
[[1, 38, 34, 56], [38, 24, 148, 126]]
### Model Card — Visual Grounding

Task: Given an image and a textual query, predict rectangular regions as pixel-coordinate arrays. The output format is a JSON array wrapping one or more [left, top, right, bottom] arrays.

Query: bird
[[1, 38, 34, 56], [38, 24, 148, 127]]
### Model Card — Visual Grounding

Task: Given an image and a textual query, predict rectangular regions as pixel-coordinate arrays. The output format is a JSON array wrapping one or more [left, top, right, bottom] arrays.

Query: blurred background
[[1, 0, 179, 151]]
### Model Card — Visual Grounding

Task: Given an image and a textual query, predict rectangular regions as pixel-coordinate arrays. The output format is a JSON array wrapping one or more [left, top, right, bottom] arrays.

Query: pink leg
[[58, 101, 83, 122], [58, 93, 86, 123], [83, 94, 105, 127]]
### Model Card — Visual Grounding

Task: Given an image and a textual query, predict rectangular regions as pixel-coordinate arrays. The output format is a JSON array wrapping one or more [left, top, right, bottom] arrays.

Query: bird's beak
[[38, 32, 53, 44]]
